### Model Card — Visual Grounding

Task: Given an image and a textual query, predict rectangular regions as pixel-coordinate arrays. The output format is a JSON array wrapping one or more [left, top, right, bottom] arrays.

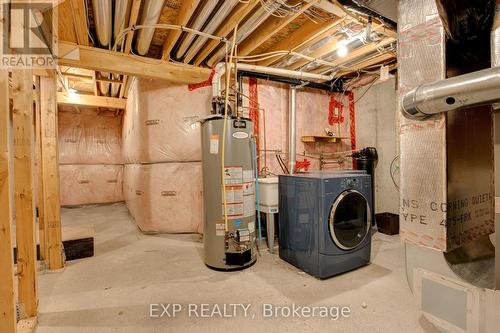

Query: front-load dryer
[[279, 171, 372, 279]]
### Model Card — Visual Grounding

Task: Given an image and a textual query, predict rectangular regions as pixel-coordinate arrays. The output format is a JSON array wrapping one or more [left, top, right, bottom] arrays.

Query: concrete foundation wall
[[354, 78, 399, 214]]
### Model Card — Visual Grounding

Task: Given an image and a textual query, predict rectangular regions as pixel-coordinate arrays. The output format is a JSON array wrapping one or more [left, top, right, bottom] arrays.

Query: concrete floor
[[37, 203, 428, 333]]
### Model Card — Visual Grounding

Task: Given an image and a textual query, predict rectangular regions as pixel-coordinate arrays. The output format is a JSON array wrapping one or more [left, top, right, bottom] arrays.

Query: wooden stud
[[234, 0, 315, 57], [192, 0, 260, 66], [12, 69, 38, 318], [40, 76, 64, 270], [58, 42, 212, 83], [119, 76, 128, 99], [34, 77, 47, 261], [69, 0, 89, 46], [162, 0, 202, 60], [0, 70, 17, 333], [57, 92, 127, 109]]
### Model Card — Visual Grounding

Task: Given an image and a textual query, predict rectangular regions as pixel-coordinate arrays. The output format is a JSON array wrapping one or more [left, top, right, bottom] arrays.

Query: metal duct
[[352, 0, 398, 23], [135, 0, 165, 56], [175, 0, 219, 59], [209, 6, 274, 65], [113, 0, 132, 49], [183, 0, 238, 63], [92, 0, 113, 96], [302, 36, 368, 71], [99, 72, 111, 96], [92, 0, 112, 47], [401, 66, 500, 120], [337, 0, 396, 27], [110, 74, 121, 97]]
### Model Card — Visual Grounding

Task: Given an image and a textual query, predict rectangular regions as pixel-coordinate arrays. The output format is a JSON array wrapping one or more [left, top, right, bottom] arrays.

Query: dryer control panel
[[340, 177, 371, 191]]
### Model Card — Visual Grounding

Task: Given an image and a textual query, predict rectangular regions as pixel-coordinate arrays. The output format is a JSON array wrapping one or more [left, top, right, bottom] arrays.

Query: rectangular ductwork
[[353, 0, 398, 22]]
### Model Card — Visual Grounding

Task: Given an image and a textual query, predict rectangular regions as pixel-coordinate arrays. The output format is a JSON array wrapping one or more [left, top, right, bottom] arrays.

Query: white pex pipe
[[212, 62, 333, 97]]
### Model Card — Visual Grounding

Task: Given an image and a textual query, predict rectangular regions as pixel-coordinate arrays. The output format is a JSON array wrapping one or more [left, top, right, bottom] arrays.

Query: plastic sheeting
[[123, 162, 203, 234], [59, 164, 124, 206], [58, 107, 123, 164], [123, 78, 212, 163]]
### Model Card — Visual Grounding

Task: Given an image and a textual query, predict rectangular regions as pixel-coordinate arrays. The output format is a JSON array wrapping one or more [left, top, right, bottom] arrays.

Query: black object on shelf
[[375, 213, 400, 235]]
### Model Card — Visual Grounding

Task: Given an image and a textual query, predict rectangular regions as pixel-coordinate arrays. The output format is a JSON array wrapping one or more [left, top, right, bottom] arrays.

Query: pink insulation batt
[[123, 78, 211, 163], [59, 164, 124, 206], [58, 107, 123, 164], [123, 162, 203, 234], [58, 106, 124, 206]]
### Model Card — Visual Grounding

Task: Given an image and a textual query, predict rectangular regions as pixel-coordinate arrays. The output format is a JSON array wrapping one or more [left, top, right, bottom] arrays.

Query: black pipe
[[237, 71, 343, 92]]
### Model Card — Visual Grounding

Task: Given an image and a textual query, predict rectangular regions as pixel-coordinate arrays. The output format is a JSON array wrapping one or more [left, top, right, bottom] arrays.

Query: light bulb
[[337, 45, 349, 57]]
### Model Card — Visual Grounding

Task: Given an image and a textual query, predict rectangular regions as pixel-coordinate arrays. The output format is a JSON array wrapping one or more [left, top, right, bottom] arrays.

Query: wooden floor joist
[[0, 70, 17, 333], [12, 69, 38, 319], [40, 76, 64, 270]]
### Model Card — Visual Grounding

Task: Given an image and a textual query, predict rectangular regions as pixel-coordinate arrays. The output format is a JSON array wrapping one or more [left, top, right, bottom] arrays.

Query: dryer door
[[329, 189, 371, 250]]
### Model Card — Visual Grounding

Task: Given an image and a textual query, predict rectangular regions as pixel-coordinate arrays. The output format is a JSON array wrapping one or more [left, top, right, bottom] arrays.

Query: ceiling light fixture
[[337, 40, 349, 57]]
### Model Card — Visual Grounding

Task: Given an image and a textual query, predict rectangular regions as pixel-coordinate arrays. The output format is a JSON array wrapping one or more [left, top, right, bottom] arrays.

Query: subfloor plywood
[[36, 203, 423, 333]]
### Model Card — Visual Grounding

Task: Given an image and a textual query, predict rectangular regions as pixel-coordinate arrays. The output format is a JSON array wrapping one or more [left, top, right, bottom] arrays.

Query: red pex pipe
[[249, 77, 260, 171], [348, 91, 356, 151]]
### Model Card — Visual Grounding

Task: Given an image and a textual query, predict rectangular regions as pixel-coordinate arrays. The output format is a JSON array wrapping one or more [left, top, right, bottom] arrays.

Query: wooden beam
[[124, 0, 141, 54], [34, 77, 47, 261], [57, 92, 127, 109], [235, 0, 316, 57], [69, 0, 89, 46], [162, 0, 202, 60], [256, 17, 346, 67], [40, 76, 64, 270], [12, 69, 38, 318], [193, 0, 260, 66], [0, 70, 17, 333], [58, 42, 211, 83]]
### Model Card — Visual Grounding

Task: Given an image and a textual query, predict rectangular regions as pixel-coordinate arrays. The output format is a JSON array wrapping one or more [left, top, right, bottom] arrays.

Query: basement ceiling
[[55, 0, 397, 101]]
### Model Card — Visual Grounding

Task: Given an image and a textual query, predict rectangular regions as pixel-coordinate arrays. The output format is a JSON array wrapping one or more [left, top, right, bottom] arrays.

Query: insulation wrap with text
[[201, 117, 257, 270]]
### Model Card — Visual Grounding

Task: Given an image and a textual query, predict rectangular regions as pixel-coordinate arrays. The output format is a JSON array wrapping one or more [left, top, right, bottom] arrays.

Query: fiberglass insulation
[[58, 106, 124, 206]]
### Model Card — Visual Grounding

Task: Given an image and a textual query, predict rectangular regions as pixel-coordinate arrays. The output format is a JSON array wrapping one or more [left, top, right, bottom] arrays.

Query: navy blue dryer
[[278, 171, 372, 279]]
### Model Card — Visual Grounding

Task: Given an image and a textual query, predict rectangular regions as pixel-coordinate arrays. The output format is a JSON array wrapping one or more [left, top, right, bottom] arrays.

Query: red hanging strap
[[188, 68, 215, 91]]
